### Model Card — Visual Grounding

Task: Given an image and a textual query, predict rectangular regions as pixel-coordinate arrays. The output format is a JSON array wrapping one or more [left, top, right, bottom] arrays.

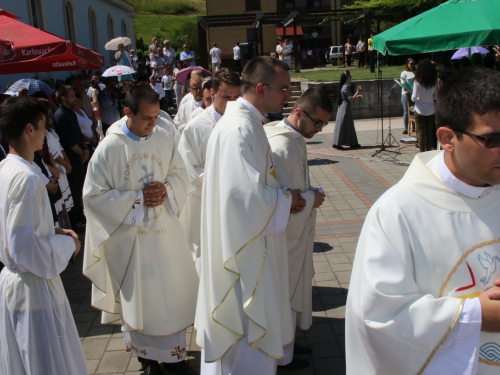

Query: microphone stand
[[372, 71, 400, 157], [383, 85, 400, 147]]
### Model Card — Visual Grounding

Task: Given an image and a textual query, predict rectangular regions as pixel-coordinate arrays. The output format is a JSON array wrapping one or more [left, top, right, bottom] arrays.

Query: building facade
[[204, 0, 341, 61], [1, 0, 136, 91]]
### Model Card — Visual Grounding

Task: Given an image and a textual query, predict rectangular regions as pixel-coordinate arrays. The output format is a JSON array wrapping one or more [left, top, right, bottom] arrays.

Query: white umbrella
[[105, 36, 132, 51], [101, 65, 136, 77]]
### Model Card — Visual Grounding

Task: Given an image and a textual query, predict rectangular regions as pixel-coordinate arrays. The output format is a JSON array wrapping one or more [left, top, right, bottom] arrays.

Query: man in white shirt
[[356, 36, 366, 68], [276, 38, 284, 60], [150, 47, 167, 79], [178, 68, 241, 274], [163, 39, 176, 75], [209, 42, 222, 73], [265, 87, 333, 371], [150, 75, 165, 100], [195, 56, 307, 375], [346, 67, 500, 375], [233, 42, 241, 75]]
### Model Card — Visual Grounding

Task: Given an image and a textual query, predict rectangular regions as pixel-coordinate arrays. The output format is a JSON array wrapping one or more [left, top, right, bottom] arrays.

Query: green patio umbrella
[[373, 0, 500, 55]]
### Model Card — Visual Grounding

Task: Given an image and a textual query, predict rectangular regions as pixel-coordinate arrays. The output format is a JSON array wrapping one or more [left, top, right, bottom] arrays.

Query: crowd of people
[[2, 33, 500, 375]]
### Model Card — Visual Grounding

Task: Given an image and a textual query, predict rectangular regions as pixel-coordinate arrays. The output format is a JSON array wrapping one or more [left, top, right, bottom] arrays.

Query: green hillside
[[127, 0, 206, 55]]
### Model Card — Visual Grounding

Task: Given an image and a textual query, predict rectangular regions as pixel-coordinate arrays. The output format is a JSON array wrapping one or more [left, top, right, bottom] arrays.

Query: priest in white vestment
[[346, 68, 500, 375], [0, 96, 87, 375], [174, 76, 204, 133], [195, 56, 307, 375], [83, 85, 198, 375], [265, 87, 333, 370], [178, 68, 241, 274]]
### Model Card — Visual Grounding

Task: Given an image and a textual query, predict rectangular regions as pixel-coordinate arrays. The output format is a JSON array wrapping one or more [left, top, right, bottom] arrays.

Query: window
[[64, 1, 76, 41], [89, 9, 99, 52], [245, 0, 261, 11], [30, 0, 43, 29], [108, 14, 115, 40], [122, 20, 128, 38]]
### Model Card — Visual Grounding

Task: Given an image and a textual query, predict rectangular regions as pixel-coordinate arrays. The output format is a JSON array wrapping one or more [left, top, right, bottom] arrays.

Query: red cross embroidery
[[171, 346, 186, 360]]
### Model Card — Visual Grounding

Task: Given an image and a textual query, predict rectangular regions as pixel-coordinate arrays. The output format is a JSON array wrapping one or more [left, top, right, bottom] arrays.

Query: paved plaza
[[62, 117, 420, 375]]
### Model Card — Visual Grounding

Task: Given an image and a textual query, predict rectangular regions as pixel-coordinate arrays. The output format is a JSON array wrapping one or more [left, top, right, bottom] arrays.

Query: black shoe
[[162, 360, 197, 375], [402, 130, 408, 135], [278, 357, 310, 370], [350, 144, 361, 149], [139, 358, 163, 375], [293, 344, 313, 355], [332, 144, 344, 150]]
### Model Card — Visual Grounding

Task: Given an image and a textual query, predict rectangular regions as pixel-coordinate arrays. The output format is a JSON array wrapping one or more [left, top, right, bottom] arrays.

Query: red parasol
[[0, 8, 104, 74]]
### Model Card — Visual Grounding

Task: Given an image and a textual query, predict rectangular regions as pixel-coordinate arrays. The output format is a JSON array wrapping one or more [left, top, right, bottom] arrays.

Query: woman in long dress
[[332, 70, 363, 149]]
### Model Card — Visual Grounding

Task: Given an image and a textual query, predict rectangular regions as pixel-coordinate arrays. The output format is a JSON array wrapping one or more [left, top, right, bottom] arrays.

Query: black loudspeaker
[[239, 42, 257, 70]]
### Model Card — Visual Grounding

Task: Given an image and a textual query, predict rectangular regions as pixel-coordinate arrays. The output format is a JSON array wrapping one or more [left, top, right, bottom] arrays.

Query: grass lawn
[[291, 65, 406, 82], [134, 13, 198, 46]]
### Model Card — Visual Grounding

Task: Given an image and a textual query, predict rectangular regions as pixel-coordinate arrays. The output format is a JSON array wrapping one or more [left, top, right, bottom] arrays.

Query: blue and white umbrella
[[7, 78, 54, 95]]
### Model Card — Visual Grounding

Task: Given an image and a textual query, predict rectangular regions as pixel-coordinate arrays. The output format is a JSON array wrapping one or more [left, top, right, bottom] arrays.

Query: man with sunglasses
[[174, 75, 204, 133], [265, 87, 333, 370], [195, 56, 307, 375], [347, 67, 500, 375]]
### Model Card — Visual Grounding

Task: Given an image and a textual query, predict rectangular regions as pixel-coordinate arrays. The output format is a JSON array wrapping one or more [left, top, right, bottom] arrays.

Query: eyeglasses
[[262, 83, 290, 93], [190, 86, 202, 92], [302, 109, 329, 128], [452, 129, 500, 149]]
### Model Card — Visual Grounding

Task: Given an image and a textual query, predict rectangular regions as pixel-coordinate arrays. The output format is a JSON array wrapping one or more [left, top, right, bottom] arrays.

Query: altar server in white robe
[[347, 67, 500, 375], [175, 76, 204, 133], [195, 56, 307, 375], [189, 77, 214, 121], [0, 96, 86, 375], [265, 87, 333, 370], [83, 85, 198, 375], [178, 68, 241, 274], [177, 69, 205, 111]]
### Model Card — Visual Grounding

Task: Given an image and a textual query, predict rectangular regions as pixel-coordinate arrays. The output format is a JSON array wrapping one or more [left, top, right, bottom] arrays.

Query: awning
[[0, 8, 104, 74], [276, 26, 303, 36]]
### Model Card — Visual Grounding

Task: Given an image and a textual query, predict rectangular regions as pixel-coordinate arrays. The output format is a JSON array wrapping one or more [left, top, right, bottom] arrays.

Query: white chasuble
[[346, 151, 500, 375], [0, 155, 87, 375], [178, 109, 214, 266], [265, 120, 316, 331], [195, 101, 294, 364], [83, 122, 198, 339]]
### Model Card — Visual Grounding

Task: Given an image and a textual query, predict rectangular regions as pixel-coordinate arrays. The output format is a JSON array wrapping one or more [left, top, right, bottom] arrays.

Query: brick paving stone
[[95, 351, 130, 373]]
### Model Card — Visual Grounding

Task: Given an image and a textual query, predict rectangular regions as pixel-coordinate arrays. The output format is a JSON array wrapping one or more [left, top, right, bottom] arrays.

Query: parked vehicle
[[326, 46, 344, 64]]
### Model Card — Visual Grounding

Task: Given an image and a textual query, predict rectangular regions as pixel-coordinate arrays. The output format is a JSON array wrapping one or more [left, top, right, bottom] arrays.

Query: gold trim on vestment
[[209, 189, 282, 362], [416, 299, 465, 375], [439, 238, 500, 297]]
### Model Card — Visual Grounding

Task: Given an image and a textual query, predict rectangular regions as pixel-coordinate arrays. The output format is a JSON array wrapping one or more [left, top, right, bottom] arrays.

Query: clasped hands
[[290, 189, 306, 214], [143, 181, 167, 207], [479, 277, 500, 332]]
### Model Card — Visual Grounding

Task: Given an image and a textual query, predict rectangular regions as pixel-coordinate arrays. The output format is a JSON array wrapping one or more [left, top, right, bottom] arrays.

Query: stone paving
[[62, 117, 419, 375]]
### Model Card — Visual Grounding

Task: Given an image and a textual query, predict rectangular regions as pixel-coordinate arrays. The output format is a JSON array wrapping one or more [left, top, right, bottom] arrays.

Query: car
[[326, 46, 344, 64]]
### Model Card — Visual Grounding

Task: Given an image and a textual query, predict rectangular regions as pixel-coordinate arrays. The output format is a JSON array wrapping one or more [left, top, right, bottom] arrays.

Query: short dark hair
[[56, 85, 73, 102], [212, 68, 241, 92], [241, 56, 289, 94], [436, 67, 500, 137], [294, 87, 334, 114], [125, 83, 160, 115], [0, 96, 47, 142], [414, 59, 437, 89]]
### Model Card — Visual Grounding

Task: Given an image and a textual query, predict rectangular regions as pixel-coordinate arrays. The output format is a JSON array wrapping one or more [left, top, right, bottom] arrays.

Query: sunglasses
[[302, 109, 329, 128], [453, 129, 500, 149]]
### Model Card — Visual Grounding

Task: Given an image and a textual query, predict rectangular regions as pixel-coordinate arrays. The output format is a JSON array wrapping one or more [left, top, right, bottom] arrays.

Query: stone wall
[[300, 79, 404, 121]]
